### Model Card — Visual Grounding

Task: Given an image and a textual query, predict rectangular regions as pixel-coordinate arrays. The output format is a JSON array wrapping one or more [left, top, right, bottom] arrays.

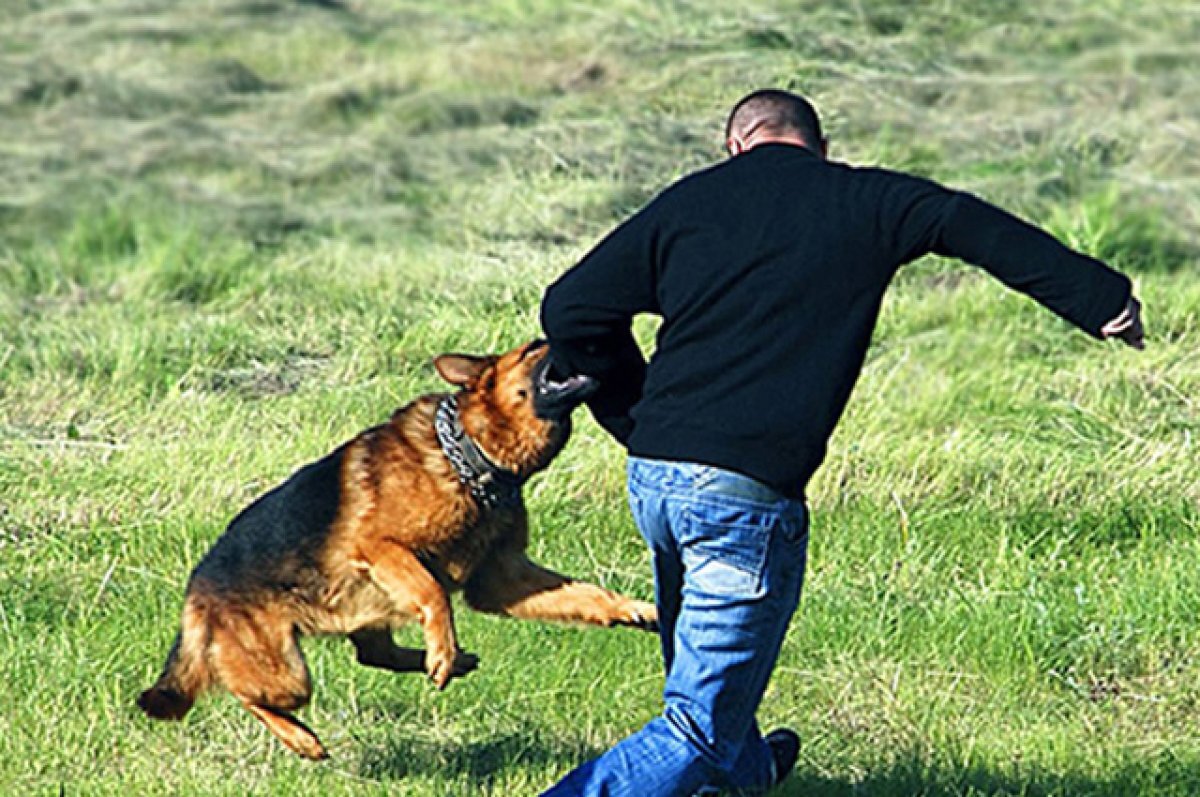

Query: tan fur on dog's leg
[[208, 604, 313, 711], [203, 604, 326, 759], [465, 551, 658, 631], [245, 703, 328, 760], [365, 547, 465, 689]]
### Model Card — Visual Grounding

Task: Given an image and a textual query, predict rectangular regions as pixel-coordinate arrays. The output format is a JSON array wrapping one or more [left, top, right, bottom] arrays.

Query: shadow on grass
[[357, 731, 1200, 795], [780, 755, 1200, 796], [357, 731, 603, 783], [359, 726, 1200, 795]]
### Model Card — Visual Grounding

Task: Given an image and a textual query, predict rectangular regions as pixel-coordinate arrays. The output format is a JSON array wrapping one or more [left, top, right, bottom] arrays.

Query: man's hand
[[532, 357, 599, 420], [1101, 296, 1145, 350]]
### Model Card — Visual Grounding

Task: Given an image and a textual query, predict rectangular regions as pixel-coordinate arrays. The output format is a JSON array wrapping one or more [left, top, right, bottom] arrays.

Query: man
[[538, 89, 1144, 797]]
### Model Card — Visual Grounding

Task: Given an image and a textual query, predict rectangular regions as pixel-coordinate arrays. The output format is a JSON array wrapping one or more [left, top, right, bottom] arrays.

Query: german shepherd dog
[[137, 340, 657, 759]]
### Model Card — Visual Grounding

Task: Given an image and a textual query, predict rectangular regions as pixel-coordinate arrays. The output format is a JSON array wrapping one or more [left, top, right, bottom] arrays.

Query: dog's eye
[[517, 389, 529, 400]]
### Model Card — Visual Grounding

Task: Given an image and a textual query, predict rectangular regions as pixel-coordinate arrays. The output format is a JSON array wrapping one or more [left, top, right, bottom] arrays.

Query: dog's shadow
[[356, 731, 604, 783]]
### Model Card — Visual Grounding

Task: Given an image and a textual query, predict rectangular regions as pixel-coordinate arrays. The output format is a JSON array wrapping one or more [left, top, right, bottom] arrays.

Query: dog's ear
[[434, 354, 490, 387]]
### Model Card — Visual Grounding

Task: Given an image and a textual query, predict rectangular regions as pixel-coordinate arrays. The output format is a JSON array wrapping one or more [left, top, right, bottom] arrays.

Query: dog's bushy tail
[[137, 600, 211, 721]]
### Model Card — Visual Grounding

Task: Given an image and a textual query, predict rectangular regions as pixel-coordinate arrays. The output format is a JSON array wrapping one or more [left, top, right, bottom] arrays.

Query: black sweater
[[540, 143, 1132, 498]]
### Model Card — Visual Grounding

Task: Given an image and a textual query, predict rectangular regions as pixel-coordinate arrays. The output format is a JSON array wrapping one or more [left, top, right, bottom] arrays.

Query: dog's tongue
[[533, 359, 598, 419]]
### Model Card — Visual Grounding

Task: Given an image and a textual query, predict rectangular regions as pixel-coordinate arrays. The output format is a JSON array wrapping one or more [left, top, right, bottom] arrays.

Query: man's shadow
[[779, 755, 1200, 796], [360, 731, 1200, 796]]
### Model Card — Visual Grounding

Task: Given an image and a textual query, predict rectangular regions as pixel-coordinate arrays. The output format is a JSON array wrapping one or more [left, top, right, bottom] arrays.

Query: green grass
[[2, 0, 1199, 794]]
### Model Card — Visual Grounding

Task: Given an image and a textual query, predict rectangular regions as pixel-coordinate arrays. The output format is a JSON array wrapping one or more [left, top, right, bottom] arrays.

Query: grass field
[[2, 1, 1199, 794]]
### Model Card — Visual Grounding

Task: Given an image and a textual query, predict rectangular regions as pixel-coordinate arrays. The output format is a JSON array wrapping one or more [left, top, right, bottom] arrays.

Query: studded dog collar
[[434, 395, 525, 510]]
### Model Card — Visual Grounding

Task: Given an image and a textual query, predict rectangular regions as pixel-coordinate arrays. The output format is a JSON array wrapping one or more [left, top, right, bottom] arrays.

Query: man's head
[[725, 89, 826, 158]]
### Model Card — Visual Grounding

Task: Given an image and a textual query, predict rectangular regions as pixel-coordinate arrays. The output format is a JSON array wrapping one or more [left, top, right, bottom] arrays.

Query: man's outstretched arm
[[884, 175, 1145, 347]]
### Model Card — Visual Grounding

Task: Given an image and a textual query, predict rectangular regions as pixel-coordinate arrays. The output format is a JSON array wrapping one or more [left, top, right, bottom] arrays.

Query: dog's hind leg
[[350, 629, 478, 678], [208, 603, 327, 759], [244, 704, 328, 761], [465, 551, 659, 632]]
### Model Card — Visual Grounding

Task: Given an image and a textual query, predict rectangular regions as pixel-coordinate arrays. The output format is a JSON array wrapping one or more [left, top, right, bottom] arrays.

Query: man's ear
[[434, 354, 490, 387]]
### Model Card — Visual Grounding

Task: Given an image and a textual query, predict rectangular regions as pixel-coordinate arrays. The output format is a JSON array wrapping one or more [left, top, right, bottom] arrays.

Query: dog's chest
[[303, 575, 396, 635], [434, 505, 526, 587]]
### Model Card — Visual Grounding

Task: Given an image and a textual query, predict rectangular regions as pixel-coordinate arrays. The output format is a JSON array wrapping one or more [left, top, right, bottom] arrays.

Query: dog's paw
[[452, 650, 480, 677], [296, 736, 330, 761], [426, 647, 457, 690], [616, 600, 659, 633], [427, 648, 479, 689]]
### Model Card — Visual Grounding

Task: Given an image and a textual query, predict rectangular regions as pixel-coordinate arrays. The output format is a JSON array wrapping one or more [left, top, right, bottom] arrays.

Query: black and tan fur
[[137, 340, 656, 759]]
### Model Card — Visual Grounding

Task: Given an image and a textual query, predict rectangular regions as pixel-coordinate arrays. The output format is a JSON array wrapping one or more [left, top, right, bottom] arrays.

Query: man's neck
[[747, 136, 820, 156]]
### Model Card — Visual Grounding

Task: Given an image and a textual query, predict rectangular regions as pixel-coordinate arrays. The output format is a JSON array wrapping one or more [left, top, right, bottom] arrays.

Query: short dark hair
[[725, 89, 823, 146]]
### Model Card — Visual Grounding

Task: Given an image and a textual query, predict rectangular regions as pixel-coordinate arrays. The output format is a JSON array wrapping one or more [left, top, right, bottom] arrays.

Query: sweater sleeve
[[540, 203, 661, 444], [885, 174, 1132, 338]]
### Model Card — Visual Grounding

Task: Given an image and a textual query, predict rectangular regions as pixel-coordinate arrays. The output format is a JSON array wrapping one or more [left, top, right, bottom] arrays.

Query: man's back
[[542, 142, 1131, 498]]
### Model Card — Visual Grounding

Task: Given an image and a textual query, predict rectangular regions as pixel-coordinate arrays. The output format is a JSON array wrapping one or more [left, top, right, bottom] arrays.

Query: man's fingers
[[1101, 307, 1133, 336], [1102, 315, 1133, 336], [1102, 297, 1144, 349]]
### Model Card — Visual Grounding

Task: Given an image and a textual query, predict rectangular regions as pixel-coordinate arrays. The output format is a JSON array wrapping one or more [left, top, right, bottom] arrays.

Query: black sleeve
[[883, 174, 1132, 338], [540, 203, 661, 444]]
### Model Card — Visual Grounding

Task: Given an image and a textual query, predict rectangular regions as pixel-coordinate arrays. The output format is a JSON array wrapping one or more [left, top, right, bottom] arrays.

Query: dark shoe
[[765, 728, 800, 786], [691, 729, 800, 796]]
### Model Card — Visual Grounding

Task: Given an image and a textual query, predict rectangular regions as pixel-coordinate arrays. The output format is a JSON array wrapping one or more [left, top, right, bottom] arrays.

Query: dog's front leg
[[362, 547, 466, 689], [465, 551, 658, 632]]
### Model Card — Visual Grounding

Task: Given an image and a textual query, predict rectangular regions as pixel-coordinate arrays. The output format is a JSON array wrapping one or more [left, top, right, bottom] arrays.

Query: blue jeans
[[542, 457, 808, 797]]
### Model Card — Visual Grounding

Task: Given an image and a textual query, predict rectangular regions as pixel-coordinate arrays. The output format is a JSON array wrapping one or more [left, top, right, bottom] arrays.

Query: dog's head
[[433, 340, 597, 478]]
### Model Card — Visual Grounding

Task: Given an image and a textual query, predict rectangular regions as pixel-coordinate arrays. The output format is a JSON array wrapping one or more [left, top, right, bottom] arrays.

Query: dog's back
[[190, 446, 346, 597]]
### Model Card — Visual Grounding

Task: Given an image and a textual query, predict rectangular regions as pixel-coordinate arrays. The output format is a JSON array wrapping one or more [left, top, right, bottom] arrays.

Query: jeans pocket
[[679, 507, 770, 600]]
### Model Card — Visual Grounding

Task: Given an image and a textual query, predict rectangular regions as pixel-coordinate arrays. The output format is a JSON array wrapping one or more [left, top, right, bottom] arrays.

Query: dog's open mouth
[[532, 355, 598, 420]]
